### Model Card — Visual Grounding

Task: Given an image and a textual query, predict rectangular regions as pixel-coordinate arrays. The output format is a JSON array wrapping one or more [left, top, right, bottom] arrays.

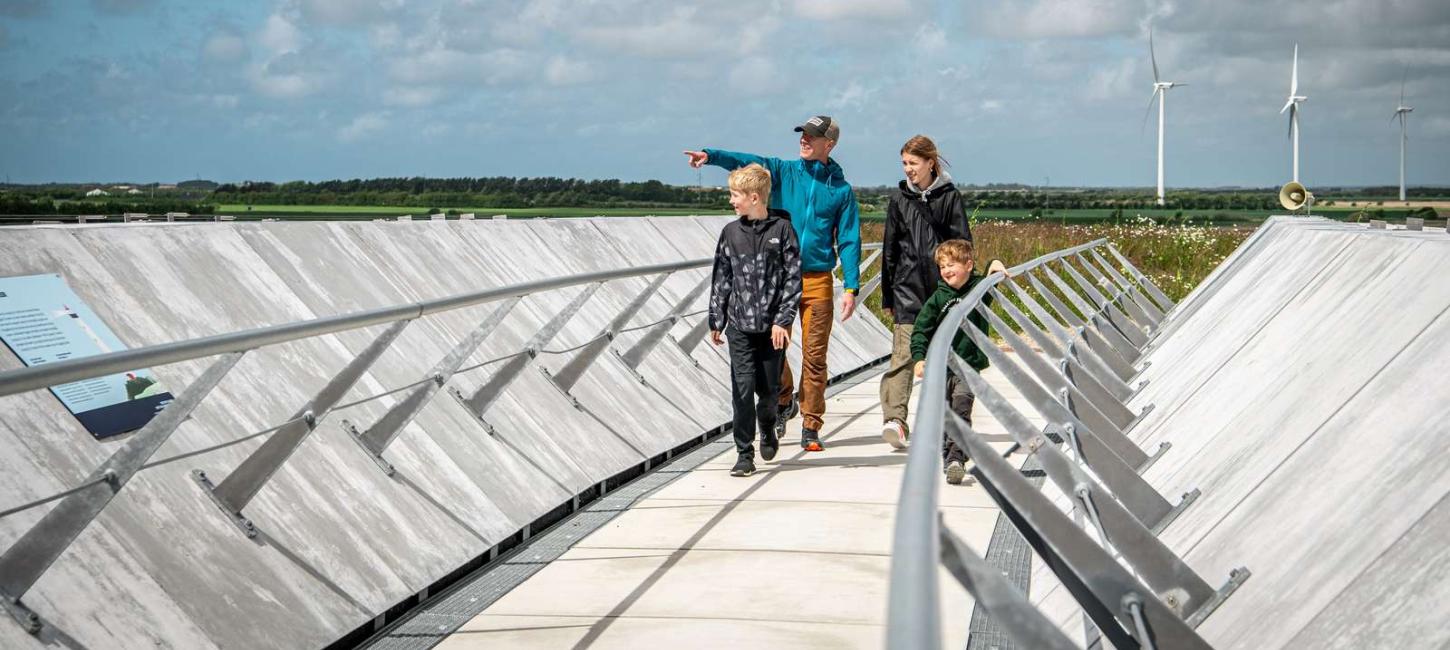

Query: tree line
[[211, 177, 728, 208]]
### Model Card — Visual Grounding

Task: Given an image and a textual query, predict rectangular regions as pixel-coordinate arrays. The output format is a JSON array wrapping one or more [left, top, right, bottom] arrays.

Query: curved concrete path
[[435, 362, 1030, 649]]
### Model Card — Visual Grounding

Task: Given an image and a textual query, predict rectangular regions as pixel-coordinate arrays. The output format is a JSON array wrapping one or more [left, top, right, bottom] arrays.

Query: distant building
[[85, 188, 109, 197], [156, 184, 177, 190], [112, 185, 132, 191], [127, 188, 142, 195]]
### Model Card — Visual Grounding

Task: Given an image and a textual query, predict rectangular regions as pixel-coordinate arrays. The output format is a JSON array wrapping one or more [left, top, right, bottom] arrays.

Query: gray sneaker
[[945, 460, 967, 485]]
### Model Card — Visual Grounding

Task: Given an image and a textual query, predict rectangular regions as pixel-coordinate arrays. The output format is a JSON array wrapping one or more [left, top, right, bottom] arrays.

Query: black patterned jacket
[[708, 209, 802, 334]]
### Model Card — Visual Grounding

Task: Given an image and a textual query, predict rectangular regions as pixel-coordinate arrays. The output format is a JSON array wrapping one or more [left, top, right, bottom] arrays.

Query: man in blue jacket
[[685, 115, 863, 451]]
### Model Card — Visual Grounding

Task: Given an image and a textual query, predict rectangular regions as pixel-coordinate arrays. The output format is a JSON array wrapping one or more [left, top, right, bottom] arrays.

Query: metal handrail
[[0, 258, 709, 398], [886, 238, 1105, 649], [885, 238, 1238, 649]]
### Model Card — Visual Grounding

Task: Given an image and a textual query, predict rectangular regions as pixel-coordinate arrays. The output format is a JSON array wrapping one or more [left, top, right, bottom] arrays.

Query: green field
[[216, 204, 732, 218]]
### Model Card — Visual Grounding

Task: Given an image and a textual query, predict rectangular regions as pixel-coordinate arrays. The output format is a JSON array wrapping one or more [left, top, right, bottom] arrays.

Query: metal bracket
[[538, 366, 582, 410], [1149, 489, 1201, 536], [1183, 567, 1252, 628], [2, 595, 41, 635], [192, 470, 258, 538], [340, 419, 397, 476]]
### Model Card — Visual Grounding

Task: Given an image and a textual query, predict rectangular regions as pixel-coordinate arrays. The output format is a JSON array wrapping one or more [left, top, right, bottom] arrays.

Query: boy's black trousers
[[726, 327, 786, 457], [943, 374, 976, 465]]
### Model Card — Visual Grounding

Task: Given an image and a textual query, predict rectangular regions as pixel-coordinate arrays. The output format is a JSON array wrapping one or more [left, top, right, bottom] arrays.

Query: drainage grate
[[965, 454, 1047, 650]]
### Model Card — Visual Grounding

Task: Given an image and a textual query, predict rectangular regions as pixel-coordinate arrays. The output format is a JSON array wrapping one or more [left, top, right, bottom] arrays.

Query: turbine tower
[[1144, 30, 1184, 207], [1393, 73, 1413, 202], [1280, 44, 1307, 182]]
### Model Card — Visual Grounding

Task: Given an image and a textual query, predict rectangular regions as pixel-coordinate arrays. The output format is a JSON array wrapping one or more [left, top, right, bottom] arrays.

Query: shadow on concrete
[[252, 529, 372, 617]]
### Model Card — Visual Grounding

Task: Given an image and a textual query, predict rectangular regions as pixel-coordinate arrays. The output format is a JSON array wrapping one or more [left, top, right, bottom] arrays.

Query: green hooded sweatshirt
[[909, 273, 995, 371]]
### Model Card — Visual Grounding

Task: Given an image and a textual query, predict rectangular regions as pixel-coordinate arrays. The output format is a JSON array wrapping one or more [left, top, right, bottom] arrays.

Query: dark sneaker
[[780, 396, 800, 421], [730, 455, 756, 477], [800, 428, 824, 452], [760, 430, 779, 462]]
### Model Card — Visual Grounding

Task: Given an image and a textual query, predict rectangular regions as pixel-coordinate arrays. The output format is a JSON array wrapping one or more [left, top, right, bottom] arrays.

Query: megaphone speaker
[[1279, 181, 1314, 212]]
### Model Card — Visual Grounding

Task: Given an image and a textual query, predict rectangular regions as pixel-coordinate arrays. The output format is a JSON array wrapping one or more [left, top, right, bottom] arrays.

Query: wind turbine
[[1280, 44, 1307, 182], [1143, 30, 1184, 207], [1393, 72, 1413, 202]]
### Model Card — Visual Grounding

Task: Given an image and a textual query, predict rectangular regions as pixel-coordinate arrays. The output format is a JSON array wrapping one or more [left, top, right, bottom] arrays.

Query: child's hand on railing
[[987, 259, 1010, 278], [914, 360, 925, 379]]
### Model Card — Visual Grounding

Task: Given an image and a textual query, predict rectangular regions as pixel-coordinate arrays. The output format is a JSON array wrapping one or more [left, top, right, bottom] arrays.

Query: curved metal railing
[[885, 240, 1251, 649]]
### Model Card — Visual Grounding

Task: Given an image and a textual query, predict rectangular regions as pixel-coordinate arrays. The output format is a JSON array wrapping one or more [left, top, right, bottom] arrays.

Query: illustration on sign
[[0, 274, 174, 439]]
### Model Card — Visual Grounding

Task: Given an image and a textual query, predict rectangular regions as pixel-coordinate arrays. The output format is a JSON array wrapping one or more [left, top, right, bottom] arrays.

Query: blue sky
[[2, 0, 1447, 189]]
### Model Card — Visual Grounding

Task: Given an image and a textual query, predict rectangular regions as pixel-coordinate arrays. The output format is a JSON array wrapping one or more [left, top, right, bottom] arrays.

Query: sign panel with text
[[0, 274, 174, 439]]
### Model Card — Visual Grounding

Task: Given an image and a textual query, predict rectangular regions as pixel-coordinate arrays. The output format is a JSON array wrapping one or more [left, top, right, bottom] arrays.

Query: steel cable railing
[[885, 239, 1250, 649]]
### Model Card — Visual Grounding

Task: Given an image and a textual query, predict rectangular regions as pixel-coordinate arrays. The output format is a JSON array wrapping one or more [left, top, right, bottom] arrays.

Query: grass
[[855, 217, 1254, 330]]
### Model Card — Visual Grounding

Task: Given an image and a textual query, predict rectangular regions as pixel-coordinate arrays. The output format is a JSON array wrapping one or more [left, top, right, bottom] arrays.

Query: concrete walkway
[[437, 363, 1029, 649]]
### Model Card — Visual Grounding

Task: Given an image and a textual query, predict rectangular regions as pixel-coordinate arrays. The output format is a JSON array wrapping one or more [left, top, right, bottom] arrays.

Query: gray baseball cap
[[793, 115, 840, 141]]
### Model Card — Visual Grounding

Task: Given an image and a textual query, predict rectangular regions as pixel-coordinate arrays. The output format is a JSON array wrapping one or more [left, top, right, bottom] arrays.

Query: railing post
[[618, 274, 710, 372], [948, 337, 1187, 530], [1002, 278, 1134, 396], [1108, 243, 1176, 311], [1060, 256, 1150, 348], [953, 364, 1241, 623], [937, 516, 1078, 650], [195, 319, 410, 537], [452, 283, 601, 425], [1075, 252, 1159, 329], [1089, 249, 1165, 324], [988, 288, 1139, 423], [344, 298, 519, 474], [548, 272, 671, 394], [976, 305, 1139, 436], [941, 412, 1220, 649], [675, 315, 713, 357], [1041, 264, 1142, 363], [1025, 270, 1134, 375], [0, 351, 243, 633]]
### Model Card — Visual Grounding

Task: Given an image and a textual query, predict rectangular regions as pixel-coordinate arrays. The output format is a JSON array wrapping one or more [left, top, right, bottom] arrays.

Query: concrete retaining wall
[[0, 216, 890, 649]]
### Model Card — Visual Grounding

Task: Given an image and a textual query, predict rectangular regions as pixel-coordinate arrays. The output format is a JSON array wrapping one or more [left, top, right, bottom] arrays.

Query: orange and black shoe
[[800, 428, 824, 452]]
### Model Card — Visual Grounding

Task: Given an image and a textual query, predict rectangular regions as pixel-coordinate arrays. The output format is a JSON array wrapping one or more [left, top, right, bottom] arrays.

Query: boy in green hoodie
[[910, 239, 1007, 485]]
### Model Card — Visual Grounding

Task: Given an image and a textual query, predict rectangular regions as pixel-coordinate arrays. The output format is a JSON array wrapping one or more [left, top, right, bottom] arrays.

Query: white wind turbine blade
[[1288, 103, 1296, 139], [1290, 44, 1299, 96], [1280, 98, 1295, 114], [1142, 87, 1161, 132], [1150, 29, 1161, 83], [1400, 69, 1406, 107]]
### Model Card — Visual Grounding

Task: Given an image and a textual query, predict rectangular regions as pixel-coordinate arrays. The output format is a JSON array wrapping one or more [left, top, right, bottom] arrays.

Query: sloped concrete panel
[[0, 217, 888, 649], [1026, 218, 1450, 649]]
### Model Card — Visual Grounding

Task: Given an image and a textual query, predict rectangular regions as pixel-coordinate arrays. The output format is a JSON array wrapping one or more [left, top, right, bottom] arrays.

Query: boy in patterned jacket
[[709, 163, 803, 477]]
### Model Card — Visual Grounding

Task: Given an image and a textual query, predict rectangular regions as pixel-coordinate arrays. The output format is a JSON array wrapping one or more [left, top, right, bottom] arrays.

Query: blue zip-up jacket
[[703, 148, 863, 290]]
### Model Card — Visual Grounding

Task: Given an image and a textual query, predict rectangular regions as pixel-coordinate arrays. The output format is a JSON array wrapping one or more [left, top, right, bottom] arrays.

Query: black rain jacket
[[709, 209, 803, 334], [881, 177, 973, 324]]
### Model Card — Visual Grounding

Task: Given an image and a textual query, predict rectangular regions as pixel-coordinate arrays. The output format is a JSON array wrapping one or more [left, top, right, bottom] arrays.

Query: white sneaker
[[882, 420, 907, 449]]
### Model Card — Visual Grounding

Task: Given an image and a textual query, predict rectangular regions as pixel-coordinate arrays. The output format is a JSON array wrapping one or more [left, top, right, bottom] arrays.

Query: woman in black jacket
[[879, 134, 973, 449]]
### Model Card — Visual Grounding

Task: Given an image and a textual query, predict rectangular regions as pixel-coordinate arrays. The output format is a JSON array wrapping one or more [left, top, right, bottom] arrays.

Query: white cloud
[[338, 111, 388, 142], [545, 56, 592, 85], [204, 31, 247, 62], [973, 0, 1142, 39], [386, 47, 530, 85], [728, 56, 779, 95], [828, 80, 873, 110], [300, 0, 403, 26], [383, 86, 442, 107], [258, 13, 302, 54], [792, 0, 915, 21]]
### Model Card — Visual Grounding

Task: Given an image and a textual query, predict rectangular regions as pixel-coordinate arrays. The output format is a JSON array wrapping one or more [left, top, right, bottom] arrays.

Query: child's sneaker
[[945, 460, 967, 485], [730, 454, 756, 477], [882, 419, 908, 449], [774, 397, 798, 441], [760, 430, 779, 462], [800, 428, 824, 452]]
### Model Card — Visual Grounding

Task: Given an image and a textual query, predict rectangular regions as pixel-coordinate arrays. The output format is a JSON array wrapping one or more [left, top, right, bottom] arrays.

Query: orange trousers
[[779, 272, 834, 431]]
